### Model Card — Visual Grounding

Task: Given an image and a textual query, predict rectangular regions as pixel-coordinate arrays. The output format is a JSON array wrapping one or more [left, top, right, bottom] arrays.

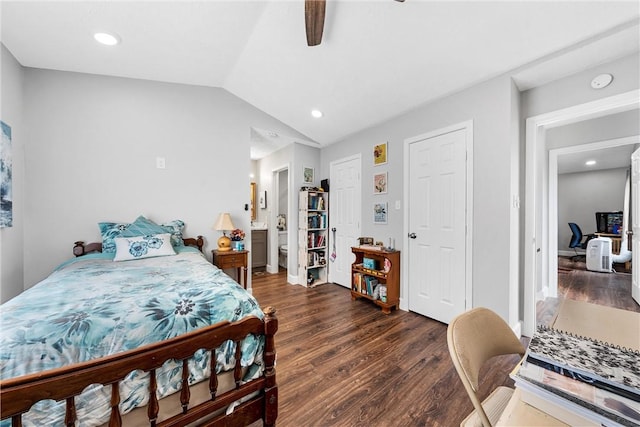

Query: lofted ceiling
[[2, 1, 640, 158]]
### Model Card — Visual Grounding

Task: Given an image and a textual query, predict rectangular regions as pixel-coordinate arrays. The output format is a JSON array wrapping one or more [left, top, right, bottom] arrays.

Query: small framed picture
[[259, 190, 267, 209], [373, 172, 387, 194], [303, 166, 314, 184], [373, 142, 387, 166], [373, 202, 388, 224]]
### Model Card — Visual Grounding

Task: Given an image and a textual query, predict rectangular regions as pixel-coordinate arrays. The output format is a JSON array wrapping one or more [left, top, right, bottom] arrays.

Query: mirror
[[250, 182, 256, 221]]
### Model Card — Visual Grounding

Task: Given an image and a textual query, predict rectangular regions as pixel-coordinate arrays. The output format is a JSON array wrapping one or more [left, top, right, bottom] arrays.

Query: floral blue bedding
[[0, 247, 264, 426]]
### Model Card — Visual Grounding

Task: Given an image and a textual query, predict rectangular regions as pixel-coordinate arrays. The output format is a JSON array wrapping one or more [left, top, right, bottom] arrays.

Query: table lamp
[[213, 212, 235, 252]]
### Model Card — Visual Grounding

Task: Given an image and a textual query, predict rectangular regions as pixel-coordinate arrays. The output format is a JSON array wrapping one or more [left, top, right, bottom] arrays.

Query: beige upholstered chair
[[447, 307, 525, 427]]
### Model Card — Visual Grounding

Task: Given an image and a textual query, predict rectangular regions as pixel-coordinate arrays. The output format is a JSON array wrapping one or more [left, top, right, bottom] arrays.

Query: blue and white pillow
[[99, 222, 132, 253], [121, 216, 185, 248], [160, 219, 185, 248], [113, 233, 176, 261]]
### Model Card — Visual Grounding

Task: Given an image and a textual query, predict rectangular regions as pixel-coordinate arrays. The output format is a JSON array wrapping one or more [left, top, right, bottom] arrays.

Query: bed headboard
[[73, 236, 205, 257]]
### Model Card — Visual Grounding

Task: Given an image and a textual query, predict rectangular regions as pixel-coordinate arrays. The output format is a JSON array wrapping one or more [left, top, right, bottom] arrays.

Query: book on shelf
[[308, 213, 327, 229], [307, 232, 325, 249], [307, 194, 325, 211], [366, 276, 378, 296], [353, 272, 364, 294]]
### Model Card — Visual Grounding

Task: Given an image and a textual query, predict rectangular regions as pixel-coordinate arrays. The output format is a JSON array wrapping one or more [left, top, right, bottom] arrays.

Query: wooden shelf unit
[[298, 190, 329, 287], [351, 246, 400, 314]]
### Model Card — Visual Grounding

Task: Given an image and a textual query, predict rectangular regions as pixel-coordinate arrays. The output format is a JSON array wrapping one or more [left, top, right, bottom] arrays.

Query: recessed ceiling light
[[585, 160, 596, 166], [94, 32, 120, 46], [311, 109, 323, 118]]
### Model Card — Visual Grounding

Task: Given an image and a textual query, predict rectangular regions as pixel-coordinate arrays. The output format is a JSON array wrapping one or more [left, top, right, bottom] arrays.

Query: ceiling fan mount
[[305, 0, 404, 47]]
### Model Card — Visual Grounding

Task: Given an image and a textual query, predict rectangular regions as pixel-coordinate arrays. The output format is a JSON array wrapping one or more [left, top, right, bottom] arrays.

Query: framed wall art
[[259, 190, 267, 209], [374, 171, 387, 194], [373, 142, 387, 166], [1, 121, 12, 228], [373, 202, 388, 224], [303, 166, 314, 184]]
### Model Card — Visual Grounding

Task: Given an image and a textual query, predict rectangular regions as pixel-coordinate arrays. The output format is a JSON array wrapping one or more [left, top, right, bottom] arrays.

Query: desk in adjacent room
[[594, 232, 623, 254]]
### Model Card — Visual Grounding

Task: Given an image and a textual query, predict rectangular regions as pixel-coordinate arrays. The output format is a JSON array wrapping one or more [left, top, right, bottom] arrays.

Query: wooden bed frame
[[73, 235, 206, 257], [1, 237, 278, 427]]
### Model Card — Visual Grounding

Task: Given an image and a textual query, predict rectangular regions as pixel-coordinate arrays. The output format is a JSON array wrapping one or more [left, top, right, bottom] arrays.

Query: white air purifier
[[586, 237, 613, 273]]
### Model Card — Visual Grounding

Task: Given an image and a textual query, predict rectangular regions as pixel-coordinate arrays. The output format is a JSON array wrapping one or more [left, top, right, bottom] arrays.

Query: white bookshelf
[[298, 190, 328, 287]]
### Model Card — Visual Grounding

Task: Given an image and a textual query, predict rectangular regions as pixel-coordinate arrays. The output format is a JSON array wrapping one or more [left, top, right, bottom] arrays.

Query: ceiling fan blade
[[305, 0, 326, 46]]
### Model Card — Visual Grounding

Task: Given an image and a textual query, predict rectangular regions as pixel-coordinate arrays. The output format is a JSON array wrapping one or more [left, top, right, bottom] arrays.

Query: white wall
[[19, 68, 306, 288], [546, 109, 640, 150], [558, 168, 627, 253], [0, 45, 25, 302], [321, 74, 517, 320], [522, 54, 640, 119]]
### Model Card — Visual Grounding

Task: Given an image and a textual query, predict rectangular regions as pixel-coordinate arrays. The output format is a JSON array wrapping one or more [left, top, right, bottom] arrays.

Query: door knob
[[408, 233, 417, 239]]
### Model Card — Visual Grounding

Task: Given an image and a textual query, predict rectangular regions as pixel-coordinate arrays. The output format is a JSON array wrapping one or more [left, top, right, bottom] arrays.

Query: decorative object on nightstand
[[213, 212, 235, 252], [230, 228, 245, 251]]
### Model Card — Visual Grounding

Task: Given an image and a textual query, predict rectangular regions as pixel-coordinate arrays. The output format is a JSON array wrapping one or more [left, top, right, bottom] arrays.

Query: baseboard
[[266, 263, 278, 274], [511, 321, 522, 339], [288, 272, 299, 285], [536, 286, 549, 301]]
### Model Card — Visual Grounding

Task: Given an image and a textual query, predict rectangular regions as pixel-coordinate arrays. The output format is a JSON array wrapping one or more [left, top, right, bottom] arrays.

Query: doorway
[[523, 90, 640, 337], [404, 121, 473, 324], [269, 165, 292, 282], [550, 136, 638, 298]]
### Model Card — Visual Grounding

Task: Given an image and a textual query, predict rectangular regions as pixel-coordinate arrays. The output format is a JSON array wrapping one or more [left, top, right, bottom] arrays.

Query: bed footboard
[[0, 307, 278, 427]]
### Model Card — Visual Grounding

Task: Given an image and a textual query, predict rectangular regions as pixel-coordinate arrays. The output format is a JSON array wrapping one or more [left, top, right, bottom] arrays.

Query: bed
[[0, 219, 278, 427]]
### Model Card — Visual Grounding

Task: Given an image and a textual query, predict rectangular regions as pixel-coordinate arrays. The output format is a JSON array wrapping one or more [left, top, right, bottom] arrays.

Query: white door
[[407, 127, 469, 324], [631, 147, 640, 306], [329, 155, 361, 288]]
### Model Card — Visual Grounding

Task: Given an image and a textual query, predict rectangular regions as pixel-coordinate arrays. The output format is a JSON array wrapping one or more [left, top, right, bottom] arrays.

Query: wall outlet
[[156, 157, 166, 169]]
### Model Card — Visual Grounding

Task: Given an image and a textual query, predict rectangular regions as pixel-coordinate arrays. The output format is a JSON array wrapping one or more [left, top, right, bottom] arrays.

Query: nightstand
[[212, 250, 248, 289]]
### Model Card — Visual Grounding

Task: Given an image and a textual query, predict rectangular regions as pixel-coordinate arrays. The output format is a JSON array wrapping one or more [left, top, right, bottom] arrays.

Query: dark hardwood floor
[[250, 259, 639, 426], [537, 256, 640, 324], [250, 271, 523, 426], [557, 256, 639, 312]]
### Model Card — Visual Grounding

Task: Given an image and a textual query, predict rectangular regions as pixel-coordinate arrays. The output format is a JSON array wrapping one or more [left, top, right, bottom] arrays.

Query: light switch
[[156, 157, 166, 169], [395, 200, 401, 210]]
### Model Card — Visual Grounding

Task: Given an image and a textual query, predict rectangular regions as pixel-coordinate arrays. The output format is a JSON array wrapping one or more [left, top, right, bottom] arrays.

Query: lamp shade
[[213, 213, 235, 231]]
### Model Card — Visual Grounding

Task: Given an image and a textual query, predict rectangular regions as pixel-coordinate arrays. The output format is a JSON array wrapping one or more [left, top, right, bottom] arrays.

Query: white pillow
[[113, 233, 176, 261]]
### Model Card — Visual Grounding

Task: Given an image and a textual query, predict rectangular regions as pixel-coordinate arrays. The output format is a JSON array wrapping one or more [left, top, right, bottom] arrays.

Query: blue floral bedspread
[[0, 247, 264, 426]]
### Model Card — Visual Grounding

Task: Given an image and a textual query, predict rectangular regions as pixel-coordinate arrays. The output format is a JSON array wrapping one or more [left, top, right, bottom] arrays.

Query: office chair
[[447, 307, 525, 427], [568, 222, 596, 261]]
